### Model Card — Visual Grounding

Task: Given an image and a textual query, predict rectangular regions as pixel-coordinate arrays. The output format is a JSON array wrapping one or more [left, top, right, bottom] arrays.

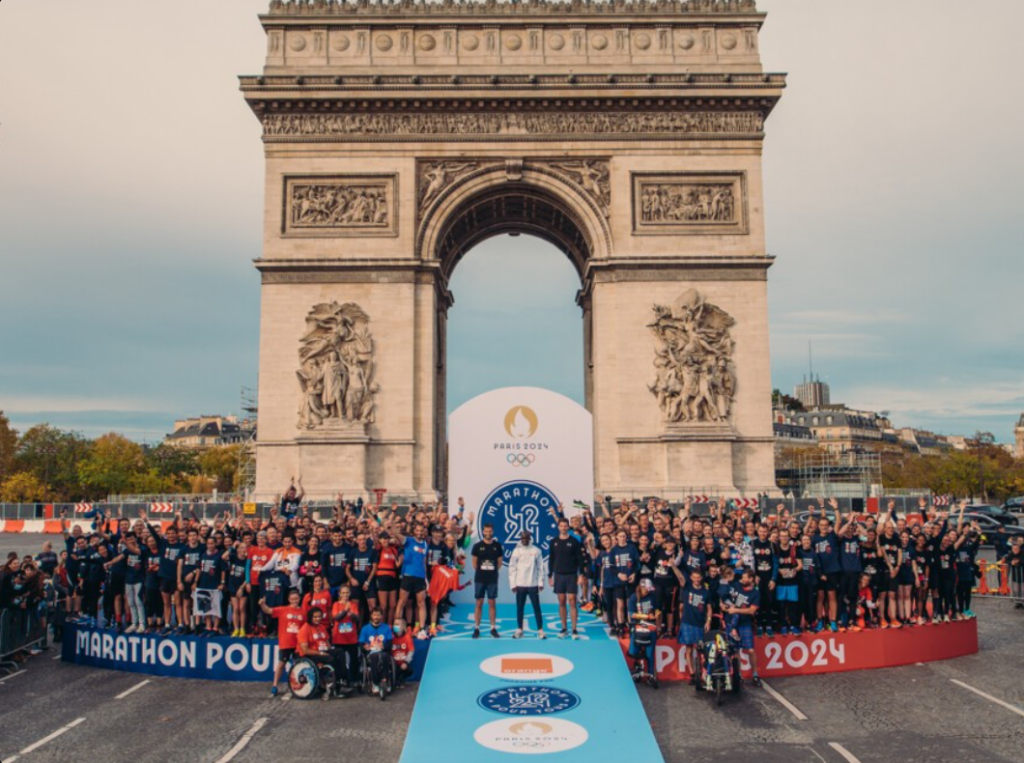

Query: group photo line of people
[[3, 484, 1022, 697]]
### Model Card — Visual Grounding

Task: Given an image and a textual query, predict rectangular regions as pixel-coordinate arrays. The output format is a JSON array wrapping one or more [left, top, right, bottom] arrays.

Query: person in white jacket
[[509, 530, 547, 639]]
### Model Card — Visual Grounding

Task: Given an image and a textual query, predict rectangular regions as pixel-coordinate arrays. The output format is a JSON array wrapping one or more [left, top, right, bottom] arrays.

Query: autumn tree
[[15, 424, 92, 501], [77, 433, 146, 499], [0, 410, 18, 487], [0, 471, 52, 503], [198, 445, 242, 493]]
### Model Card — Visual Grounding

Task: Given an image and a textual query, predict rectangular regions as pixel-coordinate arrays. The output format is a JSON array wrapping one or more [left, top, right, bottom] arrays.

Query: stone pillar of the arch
[[583, 259, 777, 500]]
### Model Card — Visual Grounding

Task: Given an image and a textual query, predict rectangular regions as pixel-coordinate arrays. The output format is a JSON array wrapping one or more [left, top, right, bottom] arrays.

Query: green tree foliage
[[15, 424, 92, 501], [0, 411, 18, 486], [198, 445, 241, 493], [76, 433, 145, 498], [880, 445, 1024, 502], [0, 471, 53, 502], [145, 443, 200, 479]]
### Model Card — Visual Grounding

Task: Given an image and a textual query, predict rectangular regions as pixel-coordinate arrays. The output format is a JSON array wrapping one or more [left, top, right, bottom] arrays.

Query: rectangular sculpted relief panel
[[283, 175, 397, 237], [632, 172, 748, 236]]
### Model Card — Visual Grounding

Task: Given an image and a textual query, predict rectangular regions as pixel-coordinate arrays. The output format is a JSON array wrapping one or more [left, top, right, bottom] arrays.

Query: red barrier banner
[[620, 619, 978, 680]]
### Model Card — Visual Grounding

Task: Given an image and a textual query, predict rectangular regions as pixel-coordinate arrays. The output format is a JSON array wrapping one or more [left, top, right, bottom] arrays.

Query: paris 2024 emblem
[[479, 480, 560, 562]]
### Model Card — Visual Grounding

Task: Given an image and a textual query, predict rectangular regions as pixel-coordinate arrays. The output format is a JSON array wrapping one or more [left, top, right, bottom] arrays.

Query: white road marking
[[760, 679, 809, 720], [281, 692, 292, 702], [214, 717, 268, 763], [19, 717, 86, 755], [828, 742, 863, 763], [0, 670, 26, 684], [114, 679, 151, 699], [52, 654, 63, 661], [951, 679, 1024, 719]]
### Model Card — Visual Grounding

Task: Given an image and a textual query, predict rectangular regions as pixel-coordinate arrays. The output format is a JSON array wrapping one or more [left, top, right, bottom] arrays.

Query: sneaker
[[765, 627, 774, 638], [580, 602, 594, 612], [557, 629, 568, 639], [965, 609, 975, 618], [751, 675, 762, 688], [538, 630, 547, 640], [828, 622, 838, 633], [490, 628, 500, 639], [270, 686, 278, 697], [812, 622, 824, 633], [571, 630, 580, 640], [512, 629, 524, 639], [472, 628, 480, 639], [428, 624, 438, 637], [890, 620, 902, 630]]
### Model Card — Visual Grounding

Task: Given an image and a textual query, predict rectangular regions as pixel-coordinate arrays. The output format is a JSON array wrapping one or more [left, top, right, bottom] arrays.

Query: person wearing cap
[[509, 530, 547, 639], [626, 578, 658, 671]]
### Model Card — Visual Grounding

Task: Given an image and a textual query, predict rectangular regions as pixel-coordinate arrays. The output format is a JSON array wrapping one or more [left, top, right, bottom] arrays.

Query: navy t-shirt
[[680, 583, 711, 627], [158, 539, 185, 581], [124, 548, 145, 586], [813, 531, 841, 574], [197, 551, 224, 590], [349, 548, 375, 585], [727, 584, 760, 627], [839, 536, 862, 573]]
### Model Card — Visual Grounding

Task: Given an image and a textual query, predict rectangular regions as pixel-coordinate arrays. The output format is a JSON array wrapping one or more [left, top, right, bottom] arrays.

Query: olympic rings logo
[[506, 454, 536, 467]]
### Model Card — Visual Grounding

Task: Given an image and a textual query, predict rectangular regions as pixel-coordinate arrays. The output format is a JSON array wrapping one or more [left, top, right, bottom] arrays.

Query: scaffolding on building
[[238, 386, 258, 500], [777, 450, 882, 499]]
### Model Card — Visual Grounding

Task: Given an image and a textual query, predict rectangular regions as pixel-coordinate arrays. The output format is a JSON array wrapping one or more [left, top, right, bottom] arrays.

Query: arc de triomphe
[[241, 0, 785, 502]]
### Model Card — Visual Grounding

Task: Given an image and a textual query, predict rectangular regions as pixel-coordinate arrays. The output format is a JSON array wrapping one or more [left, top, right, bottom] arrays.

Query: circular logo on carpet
[[479, 480, 560, 562], [479, 652, 575, 682], [474, 718, 589, 754], [478, 685, 581, 716]]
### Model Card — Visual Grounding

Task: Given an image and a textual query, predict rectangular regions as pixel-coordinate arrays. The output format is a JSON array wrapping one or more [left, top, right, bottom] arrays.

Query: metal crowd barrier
[[974, 561, 1024, 602], [0, 608, 47, 675]]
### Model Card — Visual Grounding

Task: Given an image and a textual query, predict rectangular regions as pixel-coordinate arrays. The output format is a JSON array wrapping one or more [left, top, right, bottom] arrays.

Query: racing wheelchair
[[694, 629, 742, 706], [360, 648, 397, 701], [627, 611, 659, 689], [288, 655, 356, 701]]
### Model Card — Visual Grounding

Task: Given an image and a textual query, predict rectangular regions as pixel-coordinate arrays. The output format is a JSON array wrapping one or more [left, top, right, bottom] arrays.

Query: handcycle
[[627, 611, 659, 689], [694, 628, 742, 706]]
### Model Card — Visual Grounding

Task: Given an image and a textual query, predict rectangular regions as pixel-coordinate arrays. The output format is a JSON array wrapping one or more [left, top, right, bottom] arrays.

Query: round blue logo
[[479, 480, 561, 562], [477, 685, 581, 716]]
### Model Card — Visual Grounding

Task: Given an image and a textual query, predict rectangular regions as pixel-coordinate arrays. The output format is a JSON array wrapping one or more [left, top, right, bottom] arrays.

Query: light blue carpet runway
[[400, 605, 663, 762]]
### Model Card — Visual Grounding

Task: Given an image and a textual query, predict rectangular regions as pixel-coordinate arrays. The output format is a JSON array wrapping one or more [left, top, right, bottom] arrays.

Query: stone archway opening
[[429, 182, 597, 492], [434, 184, 594, 282]]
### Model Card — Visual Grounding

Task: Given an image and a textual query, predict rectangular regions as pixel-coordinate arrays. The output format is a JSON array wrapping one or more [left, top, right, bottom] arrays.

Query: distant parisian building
[[794, 375, 831, 409], [165, 415, 247, 449]]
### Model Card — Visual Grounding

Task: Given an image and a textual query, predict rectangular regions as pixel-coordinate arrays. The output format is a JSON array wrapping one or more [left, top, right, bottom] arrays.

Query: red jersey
[[330, 600, 361, 646], [428, 565, 459, 603], [303, 590, 333, 619], [248, 546, 274, 585], [297, 622, 331, 656], [392, 632, 415, 666], [271, 606, 306, 650], [376, 545, 399, 577]]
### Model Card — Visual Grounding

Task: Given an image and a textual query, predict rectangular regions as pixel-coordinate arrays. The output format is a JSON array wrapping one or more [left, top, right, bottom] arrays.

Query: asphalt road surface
[[2, 534, 1022, 763]]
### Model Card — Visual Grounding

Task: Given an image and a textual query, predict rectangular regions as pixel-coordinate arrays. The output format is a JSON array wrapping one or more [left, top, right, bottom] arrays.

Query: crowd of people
[[2, 485, 1022, 694]]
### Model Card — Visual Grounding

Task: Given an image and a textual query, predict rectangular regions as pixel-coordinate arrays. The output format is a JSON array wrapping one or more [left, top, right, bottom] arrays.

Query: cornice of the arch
[[415, 159, 613, 274]]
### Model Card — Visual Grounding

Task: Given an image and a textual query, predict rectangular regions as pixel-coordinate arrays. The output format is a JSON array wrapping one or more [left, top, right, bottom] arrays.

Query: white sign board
[[449, 387, 594, 603]]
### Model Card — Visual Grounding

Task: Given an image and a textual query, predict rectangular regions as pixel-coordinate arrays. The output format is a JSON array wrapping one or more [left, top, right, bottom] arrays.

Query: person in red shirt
[[247, 533, 275, 635], [391, 618, 416, 687], [302, 575, 332, 620], [296, 608, 351, 699], [330, 584, 362, 689], [259, 588, 305, 697], [374, 533, 400, 625]]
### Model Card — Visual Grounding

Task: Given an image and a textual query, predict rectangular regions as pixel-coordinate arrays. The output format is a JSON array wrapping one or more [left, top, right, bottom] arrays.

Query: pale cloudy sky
[[1, 0, 1022, 443]]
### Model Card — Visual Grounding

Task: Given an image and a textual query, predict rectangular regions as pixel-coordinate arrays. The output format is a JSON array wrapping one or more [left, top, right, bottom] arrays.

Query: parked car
[[956, 513, 1024, 548], [1001, 496, 1024, 515], [963, 504, 1020, 526]]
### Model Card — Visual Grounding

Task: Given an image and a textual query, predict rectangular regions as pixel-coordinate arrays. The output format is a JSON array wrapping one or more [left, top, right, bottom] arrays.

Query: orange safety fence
[[975, 561, 1014, 597]]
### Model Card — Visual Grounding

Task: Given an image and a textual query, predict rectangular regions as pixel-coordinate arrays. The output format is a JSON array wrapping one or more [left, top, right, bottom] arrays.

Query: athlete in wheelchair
[[626, 579, 660, 689], [288, 608, 355, 700], [359, 607, 397, 700]]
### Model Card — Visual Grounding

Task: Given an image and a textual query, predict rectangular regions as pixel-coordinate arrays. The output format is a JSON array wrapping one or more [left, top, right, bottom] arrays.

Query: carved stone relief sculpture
[[543, 159, 611, 217], [284, 176, 397, 237], [297, 302, 379, 430], [418, 161, 480, 212], [632, 172, 747, 235], [648, 289, 736, 425]]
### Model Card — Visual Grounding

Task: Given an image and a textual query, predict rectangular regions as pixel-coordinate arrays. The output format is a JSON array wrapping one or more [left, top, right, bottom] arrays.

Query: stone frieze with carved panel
[[632, 172, 747, 236], [283, 175, 398, 237]]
